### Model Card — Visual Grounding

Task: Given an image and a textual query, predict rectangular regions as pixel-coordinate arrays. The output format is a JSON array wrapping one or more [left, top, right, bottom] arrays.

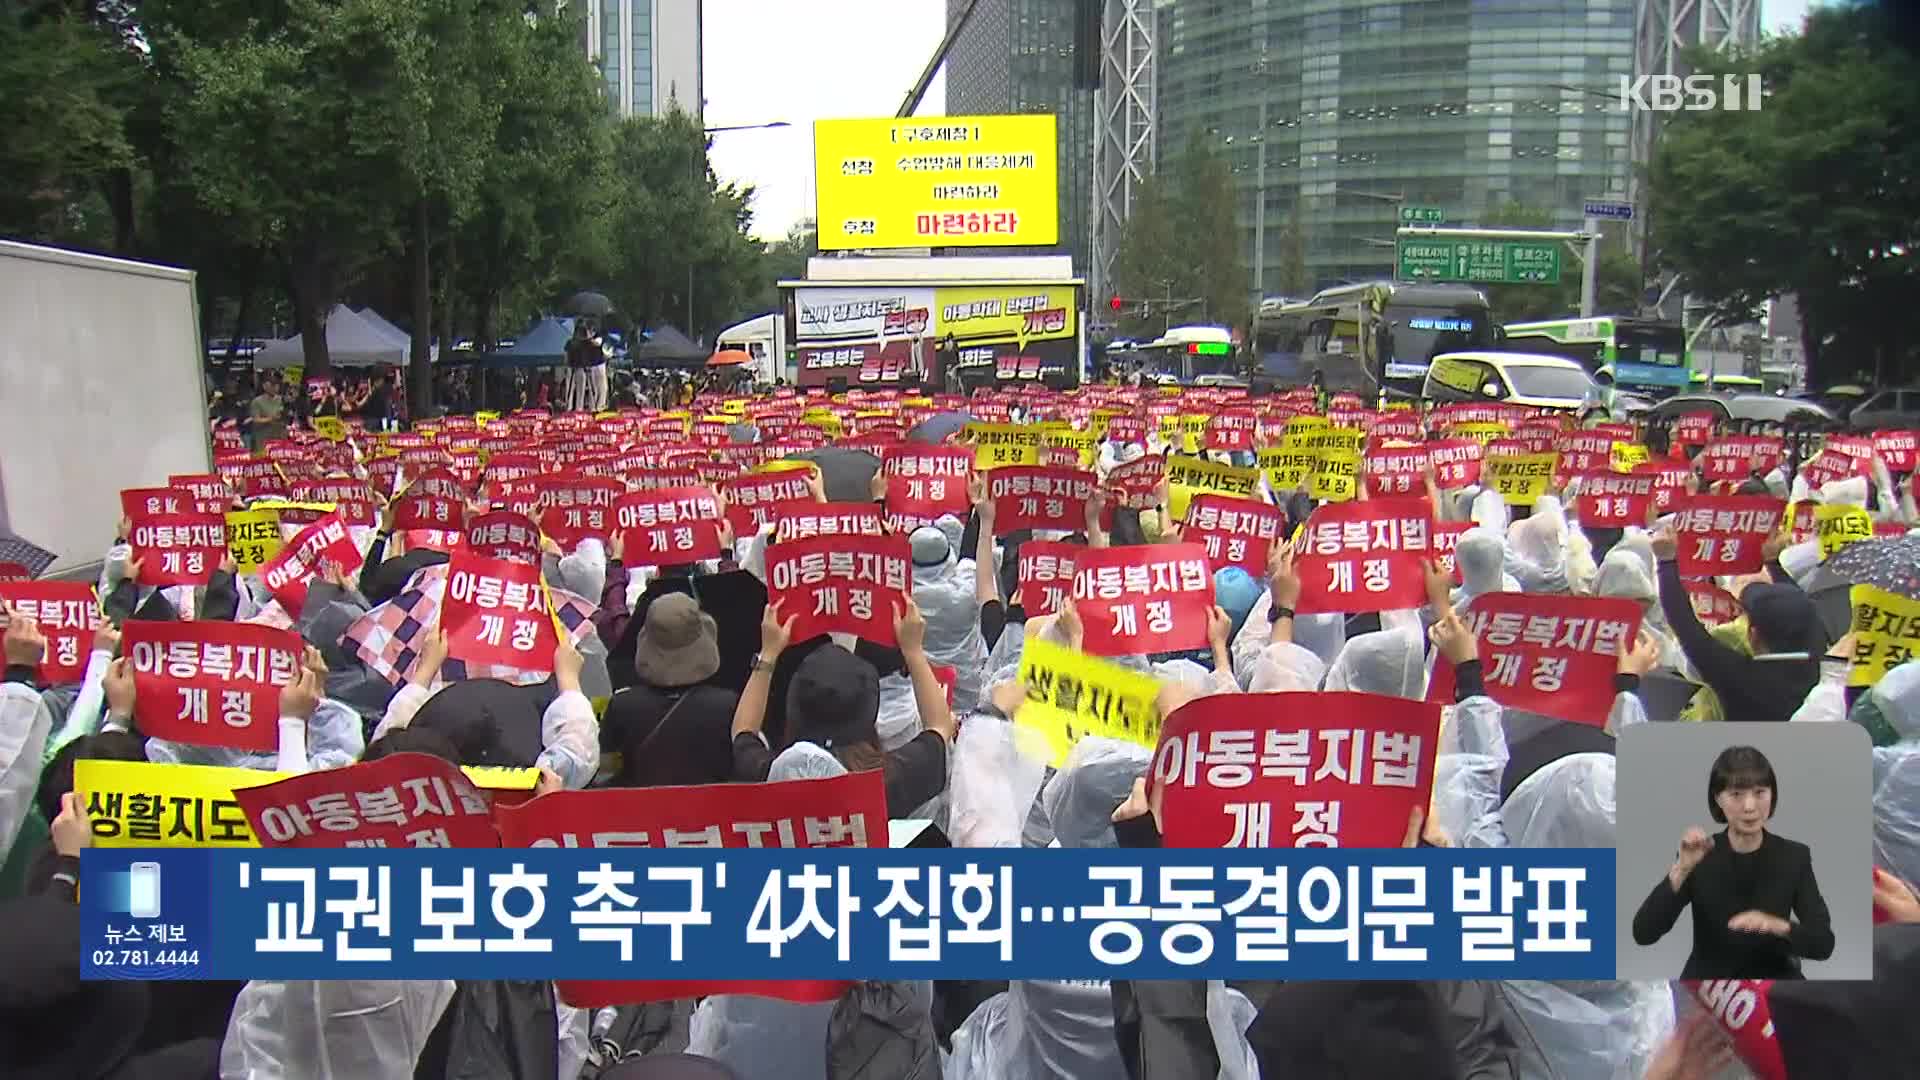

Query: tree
[[0, 5, 136, 248], [1475, 202, 1643, 324], [1648, 5, 1920, 387], [1111, 132, 1252, 335], [741, 218, 817, 318]]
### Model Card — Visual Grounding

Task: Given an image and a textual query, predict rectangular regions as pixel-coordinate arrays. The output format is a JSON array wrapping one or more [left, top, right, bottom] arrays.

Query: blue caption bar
[[82, 848, 1615, 982]]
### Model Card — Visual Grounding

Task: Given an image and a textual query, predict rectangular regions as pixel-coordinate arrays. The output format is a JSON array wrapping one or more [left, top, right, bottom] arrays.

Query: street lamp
[[704, 120, 793, 133], [683, 121, 792, 339]]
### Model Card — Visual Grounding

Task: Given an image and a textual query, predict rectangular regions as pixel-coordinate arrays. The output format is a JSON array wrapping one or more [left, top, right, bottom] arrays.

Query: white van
[[1423, 351, 1602, 413]]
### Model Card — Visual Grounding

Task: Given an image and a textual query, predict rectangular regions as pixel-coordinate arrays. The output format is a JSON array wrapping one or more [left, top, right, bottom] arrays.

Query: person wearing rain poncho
[[1851, 662, 1920, 897]]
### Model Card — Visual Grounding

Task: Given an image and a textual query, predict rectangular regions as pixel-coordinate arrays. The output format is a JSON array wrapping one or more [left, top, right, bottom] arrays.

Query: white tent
[[254, 304, 407, 368], [355, 307, 438, 363]]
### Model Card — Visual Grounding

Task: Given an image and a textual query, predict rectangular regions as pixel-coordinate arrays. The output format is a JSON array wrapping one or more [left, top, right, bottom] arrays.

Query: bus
[[1128, 325, 1238, 385], [1499, 316, 1691, 397], [1251, 281, 1496, 396]]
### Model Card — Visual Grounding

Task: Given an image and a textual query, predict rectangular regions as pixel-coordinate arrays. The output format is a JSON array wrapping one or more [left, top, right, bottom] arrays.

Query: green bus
[[1499, 316, 1692, 398]]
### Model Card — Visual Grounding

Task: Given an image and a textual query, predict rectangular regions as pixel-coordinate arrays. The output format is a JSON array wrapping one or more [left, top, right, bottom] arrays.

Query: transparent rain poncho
[[1862, 664, 1920, 891], [1506, 496, 1573, 595], [1592, 548, 1684, 672], [947, 714, 1049, 848], [1322, 625, 1428, 700], [219, 979, 456, 1079], [907, 524, 989, 714], [146, 696, 364, 773], [1248, 641, 1327, 693], [1453, 527, 1519, 611]]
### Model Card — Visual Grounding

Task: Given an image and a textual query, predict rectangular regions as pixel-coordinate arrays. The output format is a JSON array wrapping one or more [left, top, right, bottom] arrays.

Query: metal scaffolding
[[1630, 0, 1762, 239], [1089, 0, 1156, 310]]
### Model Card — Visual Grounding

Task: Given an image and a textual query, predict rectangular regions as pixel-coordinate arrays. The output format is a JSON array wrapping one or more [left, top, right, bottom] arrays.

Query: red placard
[[1431, 521, 1470, 584], [1294, 499, 1435, 616], [295, 477, 372, 505], [392, 492, 466, 532], [538, 503, 614, 551], [442, 551, 557, 671], [235, 752, 502, 849], [169, 473, 233, 513], [1368, 413, 1423, 442], [1699, 436, 1784, 483], [722, 469, 817, 536], [405, 467, 466, 500], [332, 497, 379, 529], [121, 620, 302, 751], [1069, 543, 1214, 656], [988, 465, 1099, 534], [1799, 447, 1867, 489], [1105, 415, 1147, 446], [1685, 981, 1786, 1080], [1183, 494, 1285, 576], [765, 533, 912, 647], [1673, 495, 1786, 576], [260, 511, 364, 614], [1872, 429, 1918, 473], [1151, 692, 1441, 848], [1555, 432, 1616, 478], [0, 563, 30, 583], [1426, 593, 1642, 728], [880, 446, 972, 513], [1205, 410, 1257, 452], [1686, 581, 1743, 626], [1364, 446, 1430, 498], [121, 486, 194, 520], [772, 502, 886, 544], [1105, 454, 1166, 509], [465, 510, 543, 564], [1016, 540, 1080, 617], [127, 511, 227, 587], [1577, 471, 1658, 527], [494, 771, 885, 1007], [1636, 462, 1693, 514], [0, 580, 101, 684], [1425, 438, 1485, 488], [1672, 411, 1717, 446], [611, 488, 723, 567]]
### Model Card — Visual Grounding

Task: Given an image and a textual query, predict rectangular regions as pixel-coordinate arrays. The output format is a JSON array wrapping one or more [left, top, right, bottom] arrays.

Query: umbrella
[[907, 410, 969, 445], [1802, 565, 1861, 645], [707, 349, 752, 368], [1821, 533, 1920, 599], [791, 446, 881, 502], [564, 290, 614, 317], [0, 533, 57, 580]]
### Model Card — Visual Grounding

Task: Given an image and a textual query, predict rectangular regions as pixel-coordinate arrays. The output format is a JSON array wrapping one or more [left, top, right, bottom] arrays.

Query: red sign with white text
[[441, 551, 557, 672], [1152, 692, 1441, 849], [1686, 581, 1743, 627], [1872, 429, 1918, 473], [0, 580, 102, 684], [1431, 521, 1470, 585], [1699, 436, 1784, 483], [881, 446, 974, 522], [722, 469, 817, 536], [1426, 593, 1642, 727], [1672, 411, 1717, 446], [392, 493, 465, 533], [121, 620, 303, 751], [1016, 541, 1080, 617], [1577, 471, 1657, 527], [1183, 494, 1285, 576], [465, 511, 543, 564], [1069, 543, 1214, 656], [494, 771, 887, 1007], [128, 511, 227, 587], [1426, 438, 1485, 488], [259, 512, 363, 614], [1685, 981, 1786, 1080], [1674, 495, 1787, 577], [1365, 446, 1430, 498], [235, 752, 502, 849], [772, 502, 886, 545], [765, 533, 912, 647], [1294, 499, 1434, 615], [989, 465, 1100, 534], [613, 489, 723, 567], [1205, 410, 1257, 452]]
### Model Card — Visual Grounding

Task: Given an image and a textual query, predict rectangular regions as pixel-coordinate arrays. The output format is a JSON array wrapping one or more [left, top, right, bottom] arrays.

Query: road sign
[[1396, 239, 1563, 285], [1583, 200, 1634, 221], [1399, 205, 1445, 225]]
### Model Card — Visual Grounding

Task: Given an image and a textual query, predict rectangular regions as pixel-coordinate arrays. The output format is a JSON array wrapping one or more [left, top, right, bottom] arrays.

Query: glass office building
[[583, 0, 702, 119], [1155, 0, 1634, 293]]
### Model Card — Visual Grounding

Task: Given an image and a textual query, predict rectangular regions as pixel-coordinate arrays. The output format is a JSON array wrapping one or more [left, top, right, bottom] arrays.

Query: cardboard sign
[[881, 446, 973, 519], [1205, 410, 1258, 452], [1481, 452, 1556, 506], [1426, 438, 1485, 488], [1294, 499, 1434, 616], [0, 580, 101, 684], [1686, 581, 1743, 627], [1015, 637, 1164, 766], [722, 469, 816, 536], [392, 492, 466, 533], [772, 502, 887, 544], [121, 621, 303, 751], [1577, 471, 1657, 528], [493, 771, 886, 1007], [1152, 691, 1441, 849], [1016, 541, 1080, 617], [1431, 521, 1470, 584], [1184, 493, 1285, 576], [1700, 436, 1784, 483], [1365, 446, 1430, 498], [765, 533, 912, 647], [1816, 503, 1873, 560], [1673, 495, 1786, 576], [128, 511, 227, 587], [1849, 584, 1920, 689], [465, 510, 544, 564], [1069, 543, 1214, 657], [234, 752, 500, 849], [989, 465, 1100, 534], [224, 507, 284, 574], [965, 422, 1043, 469], [1427, 593, 1642, 727], [442, 551, 558, 672], [1165, 454, 1260, 521], [259, 511, 363, 615]]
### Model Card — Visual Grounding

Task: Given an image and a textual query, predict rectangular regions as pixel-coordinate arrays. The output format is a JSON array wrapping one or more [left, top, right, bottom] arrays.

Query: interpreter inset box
[[1615, 722, 1871, 980]]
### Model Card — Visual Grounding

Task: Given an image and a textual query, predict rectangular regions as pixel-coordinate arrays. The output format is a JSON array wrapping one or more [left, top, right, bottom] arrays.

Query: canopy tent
[[477, 317, 578, 368], [254, 305, 408, 368], [631, 324, 707, 368], [354, 307, 438, 363]]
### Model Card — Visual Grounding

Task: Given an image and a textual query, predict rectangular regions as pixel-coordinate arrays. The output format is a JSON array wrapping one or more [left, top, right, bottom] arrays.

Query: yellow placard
[[1849, 584, 1920, 688], [1165, 453, 1259, 520], [964, 422, 1043, 469], [246, 500, 336, 515], [474, 410, 501, 423], [224, 507, 284, 574], [1042, 428, 1099, 466], [1300, 426, 1366, 458], [806, 414, 845, 439], [1284, 415, 1330, 436], [935, 285, 1077, 346], [1484, 452, 1558, 506], [1451, 421, 1510, 444], [902, 396, 934, 408], [1014, 637, 1164, 766], [1817, 503, 1874, 559], [1258, 437, 1319, 492], [75, 759, 539, 848], [595, 410, 621, 421], [721, 399, 748, 414], [1610, 442, 1652, 472], [755, 458, 815, 475], [813, 114, 1060, 250], [1309, 451, 1363, 503], [312, 416, 347, 442], [1157, 413, 1209, 454]]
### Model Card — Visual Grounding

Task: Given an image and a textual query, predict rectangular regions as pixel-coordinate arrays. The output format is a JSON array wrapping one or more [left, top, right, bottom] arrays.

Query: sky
[[702, 0, 946, 243], [703, 0, 1819, 244]]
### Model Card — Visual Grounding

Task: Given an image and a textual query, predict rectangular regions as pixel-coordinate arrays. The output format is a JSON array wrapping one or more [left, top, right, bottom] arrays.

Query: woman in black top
[[1632, 745, 1834, 979]]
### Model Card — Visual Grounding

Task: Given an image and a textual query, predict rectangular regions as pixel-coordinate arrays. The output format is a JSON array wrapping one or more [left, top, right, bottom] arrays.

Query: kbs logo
[[1618, 74, 1768, 112]]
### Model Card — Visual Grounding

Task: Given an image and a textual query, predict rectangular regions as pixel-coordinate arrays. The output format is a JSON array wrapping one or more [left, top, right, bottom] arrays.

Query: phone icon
[[128, 862, 161, 919]]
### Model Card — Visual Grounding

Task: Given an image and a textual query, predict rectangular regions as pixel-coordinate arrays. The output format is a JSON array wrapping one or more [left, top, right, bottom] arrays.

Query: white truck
[[0, 240, 213, 578], [714, 312, 787, 385]]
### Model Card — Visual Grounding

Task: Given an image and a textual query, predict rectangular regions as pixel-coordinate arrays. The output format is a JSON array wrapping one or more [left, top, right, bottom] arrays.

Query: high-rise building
[[945, 0, 1096, 267], [582, 0, 703, 119], [1154, 0, 1639, 295]]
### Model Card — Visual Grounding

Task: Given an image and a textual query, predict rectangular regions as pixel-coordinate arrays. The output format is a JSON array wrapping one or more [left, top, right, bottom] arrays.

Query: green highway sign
[[1399, 205, 1445, 224], [1396, 238, 1562, 285]]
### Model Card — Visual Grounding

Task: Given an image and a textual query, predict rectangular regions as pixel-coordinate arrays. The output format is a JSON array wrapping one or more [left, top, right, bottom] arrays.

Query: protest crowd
[[3, 380, 1920, 1080]]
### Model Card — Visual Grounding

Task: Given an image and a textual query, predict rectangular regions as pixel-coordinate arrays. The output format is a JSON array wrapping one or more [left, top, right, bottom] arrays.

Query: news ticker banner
[[81, 848, 1614, 985]]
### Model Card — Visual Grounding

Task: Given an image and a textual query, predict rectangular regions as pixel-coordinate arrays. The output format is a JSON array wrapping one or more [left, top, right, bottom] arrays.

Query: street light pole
[[1253, 101, 1267, 298], [692, 120, 792, 340]]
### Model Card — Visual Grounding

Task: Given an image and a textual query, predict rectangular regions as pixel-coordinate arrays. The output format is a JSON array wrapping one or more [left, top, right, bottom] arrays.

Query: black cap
[[785, 644, 879, 748], [1739, 581, 1823, 654]]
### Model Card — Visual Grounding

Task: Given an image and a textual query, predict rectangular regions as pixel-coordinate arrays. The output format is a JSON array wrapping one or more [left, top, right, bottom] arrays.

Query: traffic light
[[1108, 295, 1123, 313]]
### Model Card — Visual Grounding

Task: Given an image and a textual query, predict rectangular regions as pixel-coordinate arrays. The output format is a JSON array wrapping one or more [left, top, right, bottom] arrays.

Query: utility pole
[[1581, 215, 1600, 318], [1252, 100, 1267, 299]]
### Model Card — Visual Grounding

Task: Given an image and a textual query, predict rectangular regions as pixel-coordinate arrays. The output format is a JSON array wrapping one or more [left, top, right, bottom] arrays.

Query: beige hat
[[633, 593, 720, 687]]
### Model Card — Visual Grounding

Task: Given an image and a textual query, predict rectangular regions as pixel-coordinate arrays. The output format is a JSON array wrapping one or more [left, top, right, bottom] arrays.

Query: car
[[1422, 351, 1600, 413], [1845, 388, 1920, 431], [1644, 393, 1838, 431]]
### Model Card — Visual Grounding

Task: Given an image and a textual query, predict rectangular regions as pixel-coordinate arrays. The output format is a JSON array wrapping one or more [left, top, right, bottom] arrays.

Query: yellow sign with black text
[[224, 507, 284, 574], [1166, 453, 1259, 519], [1850, 584, 1920, 689], [1484, 452, 1558, 506], [1014, 638, 1164, 766], [1817, 503, 1874, 559], [965, 422, 1043, 469], [814, 114, 1060, 250]]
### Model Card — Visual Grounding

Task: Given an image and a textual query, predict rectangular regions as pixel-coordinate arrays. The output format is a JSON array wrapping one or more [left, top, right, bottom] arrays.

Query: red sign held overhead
[[1425, 438, 1485, 488], [1069, 543, 1215, 657], [1431, 521, 1471, 585], [121, 620, 303, 751], [234, 752, 502, 850], [988, 465, 1100, 535], [1686, 581, 1743, 627], [259, 511, 364, 615], [612, 488, 724, 568], [764, 533, 913, 648], [1016, 541, 1080, 617], [1183, 494, 1285, 576], [1699, 436, 1784, 483], [1152, 691, 1441, 849], [1672, 495, 1786, 576], [441, 551, 558, 673], [1205, 410, 1258, 452], [722, 469, 817, 537], [1426, 593, 1642, 728], [1577, 471, 1658, 528], [772, 502, 886, 545], [392, 492, 466, 533], [465, 510, 544, 564], [0, 580, 102, 684], [1364, 446, 1430, 498], [127, 511, 227, 587], [1872, 429, 1918, 473], [881, 445, 973, 522], [1293, 499, 1435, 616]]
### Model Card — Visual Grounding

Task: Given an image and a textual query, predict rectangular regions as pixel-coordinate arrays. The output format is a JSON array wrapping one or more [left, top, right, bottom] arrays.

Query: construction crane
[[897, 0, 984, 118]]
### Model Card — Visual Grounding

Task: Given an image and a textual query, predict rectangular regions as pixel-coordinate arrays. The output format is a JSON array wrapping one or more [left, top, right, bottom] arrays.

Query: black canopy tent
[[630, 324, 707, 369], [477, 317, 578, 368]]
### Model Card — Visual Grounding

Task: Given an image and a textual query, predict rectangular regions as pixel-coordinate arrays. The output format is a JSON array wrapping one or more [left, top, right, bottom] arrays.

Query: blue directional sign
[[1582, 201, 1634, 222]]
